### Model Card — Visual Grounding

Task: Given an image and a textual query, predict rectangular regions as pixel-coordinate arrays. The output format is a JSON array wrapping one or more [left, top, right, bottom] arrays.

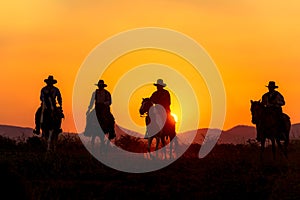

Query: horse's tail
[[283, 113, 291, 143]]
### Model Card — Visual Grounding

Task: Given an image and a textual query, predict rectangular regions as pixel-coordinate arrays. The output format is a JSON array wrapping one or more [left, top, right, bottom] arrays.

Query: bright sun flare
[[171, 113, 178, 123]]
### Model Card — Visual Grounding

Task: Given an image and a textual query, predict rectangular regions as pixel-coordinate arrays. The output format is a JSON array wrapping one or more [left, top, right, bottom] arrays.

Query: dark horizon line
[[1, 122, 300, 134]]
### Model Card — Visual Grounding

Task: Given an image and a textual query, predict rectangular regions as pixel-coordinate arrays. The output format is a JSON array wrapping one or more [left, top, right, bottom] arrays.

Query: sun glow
[[171, 113, 178, 123]]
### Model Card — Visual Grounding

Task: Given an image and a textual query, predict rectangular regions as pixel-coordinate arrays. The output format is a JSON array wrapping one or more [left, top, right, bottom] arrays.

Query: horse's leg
[[260, 138, 266, 161], [98, 135, 102, 155], [167, 133, 177, 159], [160, 135, 166, 159], [101, 133, 108, 155], [171, 135, 178, 159], [52, 130, 58, 152], [283, 130, 289, 159], [167, 139, 172, 159], [155, 137, 160, 158], [284, 137, 289, 159], [148, 137, 153, 159], [276, 137, 288, 159], [148, 137, 153, 153], [105, 133, 111, 153], [169, 136, 174, 159], [47, 130, 53, 151], [271, 138, 276, 160], [51, 130, 57, 152], [174, 136, 179, 157], [42, 130, 48, 150]]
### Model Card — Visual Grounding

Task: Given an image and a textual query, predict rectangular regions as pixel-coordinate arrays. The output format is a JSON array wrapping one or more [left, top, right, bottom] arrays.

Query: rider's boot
[[33, 107, 42, 135], [33, 126, 40, 135]]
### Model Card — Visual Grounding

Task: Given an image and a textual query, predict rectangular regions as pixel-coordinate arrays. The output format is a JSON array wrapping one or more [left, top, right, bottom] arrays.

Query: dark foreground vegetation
[[1, 134, 300, 200]]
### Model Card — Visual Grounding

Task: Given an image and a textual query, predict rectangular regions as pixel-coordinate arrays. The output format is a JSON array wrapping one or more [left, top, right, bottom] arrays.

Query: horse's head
[[139, 98, 153, 116], [250, 100, 263, 124]]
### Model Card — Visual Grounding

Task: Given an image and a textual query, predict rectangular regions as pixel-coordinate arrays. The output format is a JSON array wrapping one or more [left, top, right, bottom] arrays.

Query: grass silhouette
[[1, 134, 300, 199]]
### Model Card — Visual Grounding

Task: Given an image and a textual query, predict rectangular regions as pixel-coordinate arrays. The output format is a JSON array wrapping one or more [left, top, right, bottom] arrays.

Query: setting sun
[[2, 1, 300, 199], [171, 113, 178, 123], [1, 0, 300, 134]]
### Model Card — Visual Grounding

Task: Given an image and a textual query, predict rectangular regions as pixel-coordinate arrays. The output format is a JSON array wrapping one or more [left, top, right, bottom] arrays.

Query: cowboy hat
[[95, 79, 107, 87], [44, 75, 57, 84], [154, 79, 167, 87], [266, 81, 278, 88]]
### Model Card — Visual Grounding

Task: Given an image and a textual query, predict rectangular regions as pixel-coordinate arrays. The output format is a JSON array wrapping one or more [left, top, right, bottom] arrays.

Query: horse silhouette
[[40, 105, 64, 151], [250, 100, 291, 160], [84, 108, 110, 153], [139, 98, 177, 159]]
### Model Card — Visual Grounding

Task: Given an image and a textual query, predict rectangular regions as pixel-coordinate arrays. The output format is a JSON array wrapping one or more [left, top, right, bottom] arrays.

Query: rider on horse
[[149, 79, 175, 138], [33, 75, 63, 135], [87, 80, 116, 140], [150, 79, 171, 114], [257, 81, 286, 141]]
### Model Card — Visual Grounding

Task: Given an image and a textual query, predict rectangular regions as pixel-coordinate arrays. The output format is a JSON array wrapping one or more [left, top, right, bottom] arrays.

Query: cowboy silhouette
[[256, 81, 286, 141], [33, 75, 63, 135], [150, 79, 175, 129], [87, 80, 116, 140], [261, 81, 285, 112], [150, 79, 171, 114]]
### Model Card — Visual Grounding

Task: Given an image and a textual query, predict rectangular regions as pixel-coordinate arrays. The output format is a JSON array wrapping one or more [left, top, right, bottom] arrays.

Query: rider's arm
[[104, 90, 112, 106], [56, 88, 62, 107], [40, 88, 44, 102], [275, 92, 285, 106], [261, 93, 268, 107], [166, 90, 171, 106]]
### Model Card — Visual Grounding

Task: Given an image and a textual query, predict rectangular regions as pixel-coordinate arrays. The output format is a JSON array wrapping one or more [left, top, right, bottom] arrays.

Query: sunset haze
[[1, 1, 300, 134]]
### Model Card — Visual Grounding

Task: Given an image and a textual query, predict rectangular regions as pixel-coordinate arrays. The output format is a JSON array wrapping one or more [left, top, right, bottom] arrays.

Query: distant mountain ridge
[[177, 125, 256, 145], [1, 123, 300, 144], [186, 124, 300, 145], [0, 124, 34, 139]]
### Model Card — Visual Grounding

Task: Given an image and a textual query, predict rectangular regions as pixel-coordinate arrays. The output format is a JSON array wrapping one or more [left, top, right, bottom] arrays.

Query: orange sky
[[1, 1, 300, 134]]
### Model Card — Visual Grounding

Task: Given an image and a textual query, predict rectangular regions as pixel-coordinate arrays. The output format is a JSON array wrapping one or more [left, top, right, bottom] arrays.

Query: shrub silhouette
[[114, 134, 147, 153]]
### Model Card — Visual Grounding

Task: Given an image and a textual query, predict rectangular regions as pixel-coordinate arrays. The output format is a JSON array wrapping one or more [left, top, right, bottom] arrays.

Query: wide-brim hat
[[266, 81, 278, 89], [95, 79, 107, 87], [44, 75, 57, 84], [154, 79, 167, 87]]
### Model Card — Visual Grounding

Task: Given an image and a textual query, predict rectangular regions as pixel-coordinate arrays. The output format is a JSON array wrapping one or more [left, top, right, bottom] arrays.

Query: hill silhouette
[[2, 123, 300, 145], [0, 124, 33, 139]]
